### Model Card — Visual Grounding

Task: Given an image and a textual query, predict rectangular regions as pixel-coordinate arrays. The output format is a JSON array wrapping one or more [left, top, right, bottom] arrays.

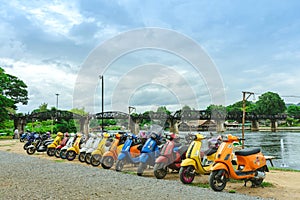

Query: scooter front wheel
[[78, 152, 86, 162], [179, 166, 195, 184], [101, 156, 114, 169], [66, 150, 77, 161], [54, 149, 61, 158], [209, 170, 228, 192], [85, 153, 92, 164], [90, 154, 101, 167], [23, 143, 30, 150], [137, 162, 147, 176], [154, 163, 168, 179], [115, 160, 125, 172], [26, 147, 36, 155], [60, 149, 67, 159], [47, 148, 55, 156]]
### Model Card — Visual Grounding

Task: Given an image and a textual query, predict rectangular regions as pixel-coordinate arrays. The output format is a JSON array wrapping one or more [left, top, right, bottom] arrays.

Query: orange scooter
[[100, 132, 127, 169], [209, 134, 269, 192]]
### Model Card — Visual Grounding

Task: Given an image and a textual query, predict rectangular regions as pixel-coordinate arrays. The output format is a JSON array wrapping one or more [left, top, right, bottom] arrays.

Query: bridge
[[12, 109, 288, 134]]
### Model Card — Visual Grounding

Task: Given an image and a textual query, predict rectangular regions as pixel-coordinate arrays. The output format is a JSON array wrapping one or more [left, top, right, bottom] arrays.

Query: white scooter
[[84, 133, 103, 164], [59, 133, 76, 159], [78, 133, 97, 162]]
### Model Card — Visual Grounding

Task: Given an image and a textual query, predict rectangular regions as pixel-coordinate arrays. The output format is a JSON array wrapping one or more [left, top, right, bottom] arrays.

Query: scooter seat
[[178, 145, 188, 155], [235, 148, 260, 156], [204, 147, 218, 156]]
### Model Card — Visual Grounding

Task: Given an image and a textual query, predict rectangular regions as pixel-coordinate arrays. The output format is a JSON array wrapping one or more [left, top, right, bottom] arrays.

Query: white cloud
[[1, 58, 77, 112], [10, 1, 83, 37]]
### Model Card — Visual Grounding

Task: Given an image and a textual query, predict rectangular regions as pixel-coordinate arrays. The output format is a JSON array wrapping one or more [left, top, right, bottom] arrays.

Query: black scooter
[[26, 134, 53, 155]]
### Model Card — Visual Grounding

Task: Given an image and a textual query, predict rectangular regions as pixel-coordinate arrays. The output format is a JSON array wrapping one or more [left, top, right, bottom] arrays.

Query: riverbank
[[1, 139, 300, 199]]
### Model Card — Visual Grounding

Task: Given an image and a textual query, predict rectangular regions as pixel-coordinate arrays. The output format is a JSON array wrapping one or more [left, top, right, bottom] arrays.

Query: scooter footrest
[[235, 170, 255, 176], [235, 148, 260, 156]]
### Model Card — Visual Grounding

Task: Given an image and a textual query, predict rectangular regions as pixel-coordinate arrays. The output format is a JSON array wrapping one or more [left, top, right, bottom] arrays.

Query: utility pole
[[242, 91, 254, 149], [99, 75, 104, 131]]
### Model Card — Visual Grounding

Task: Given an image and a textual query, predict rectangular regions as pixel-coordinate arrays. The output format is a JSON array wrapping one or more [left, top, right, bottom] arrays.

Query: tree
[[255, 92, 286, 131], [226, 100, 256, 122], [287, 104, 300, 118], [32, 103, 49, 113], [182, 105, 192, 111], [0, 67, 28, 123], [206, 104, 226, 117], [69, 107, 88, 116], [156, 106, 171, 115], [255, 92, 286, 115]]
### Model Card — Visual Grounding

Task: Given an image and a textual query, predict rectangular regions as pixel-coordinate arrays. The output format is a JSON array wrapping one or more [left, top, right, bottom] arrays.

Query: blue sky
[[1, 0, 300, 114]]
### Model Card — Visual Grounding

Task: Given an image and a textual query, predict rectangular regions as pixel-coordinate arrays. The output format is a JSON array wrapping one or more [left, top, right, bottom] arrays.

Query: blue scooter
[[115, 133, 142, 172], [137, 132, 162, 176], [20, 131, 29, 142], [23, 132, 39, 150]]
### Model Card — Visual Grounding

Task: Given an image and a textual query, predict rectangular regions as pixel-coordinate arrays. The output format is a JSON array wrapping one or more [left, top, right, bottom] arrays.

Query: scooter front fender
[[139, 153, 149, 163], [27, 144, 35, 149], [47, 143, 56, 148], [180, 158, 196, 168], [155, 156, 168, 164], [67, 147, 75, 152], [92, 149, 101, 155], [102, 150, 114, 158], [211, 162, 228, 172], [117, 152, 126, 160]]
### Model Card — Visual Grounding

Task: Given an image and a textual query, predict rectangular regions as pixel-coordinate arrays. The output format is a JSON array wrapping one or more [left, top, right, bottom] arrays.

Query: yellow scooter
[[90, 133, 111, 166], [66, 132, 83, 161], [179, 133, 220, 184], [47, 132, 64, 156]]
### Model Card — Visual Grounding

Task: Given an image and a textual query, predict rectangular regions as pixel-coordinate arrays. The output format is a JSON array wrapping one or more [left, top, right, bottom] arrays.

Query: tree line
[[1, 66, 300, 134]]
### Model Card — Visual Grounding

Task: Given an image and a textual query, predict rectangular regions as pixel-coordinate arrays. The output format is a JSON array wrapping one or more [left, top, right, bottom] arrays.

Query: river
[[180, 131, 300, 170]]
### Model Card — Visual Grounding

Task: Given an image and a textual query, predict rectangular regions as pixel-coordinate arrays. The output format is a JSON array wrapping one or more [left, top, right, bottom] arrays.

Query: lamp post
[[53, 93, 59, 134], [99, 75, 104, 131], [55, 93, 59, 109], [128, 106, 136, 132], [242, 91, 254, 149]]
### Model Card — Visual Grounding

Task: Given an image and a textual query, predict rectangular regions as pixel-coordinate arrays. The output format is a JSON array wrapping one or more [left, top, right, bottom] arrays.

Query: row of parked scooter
[[21, 127, 269, 192]]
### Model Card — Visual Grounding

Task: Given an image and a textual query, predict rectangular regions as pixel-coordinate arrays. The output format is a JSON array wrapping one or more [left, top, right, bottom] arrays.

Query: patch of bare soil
[[1, 139, 300, 200]]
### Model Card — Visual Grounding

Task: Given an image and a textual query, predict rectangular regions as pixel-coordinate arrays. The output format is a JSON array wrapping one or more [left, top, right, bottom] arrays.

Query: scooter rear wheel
[[154, 163, 168, 179], [209, 170, 228, 191]]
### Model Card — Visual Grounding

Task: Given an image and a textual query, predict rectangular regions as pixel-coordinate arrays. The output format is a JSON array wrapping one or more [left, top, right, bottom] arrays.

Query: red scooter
[[153, 133, 188, 179], [54, 133, 69, 158]]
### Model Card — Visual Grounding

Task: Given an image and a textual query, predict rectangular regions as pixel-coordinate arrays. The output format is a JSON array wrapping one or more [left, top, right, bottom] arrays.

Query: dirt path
[[1, 139, 300, 200]]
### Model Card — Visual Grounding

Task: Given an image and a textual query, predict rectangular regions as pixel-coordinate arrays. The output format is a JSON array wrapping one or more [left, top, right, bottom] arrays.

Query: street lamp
[[99, 75, 104, 131]]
